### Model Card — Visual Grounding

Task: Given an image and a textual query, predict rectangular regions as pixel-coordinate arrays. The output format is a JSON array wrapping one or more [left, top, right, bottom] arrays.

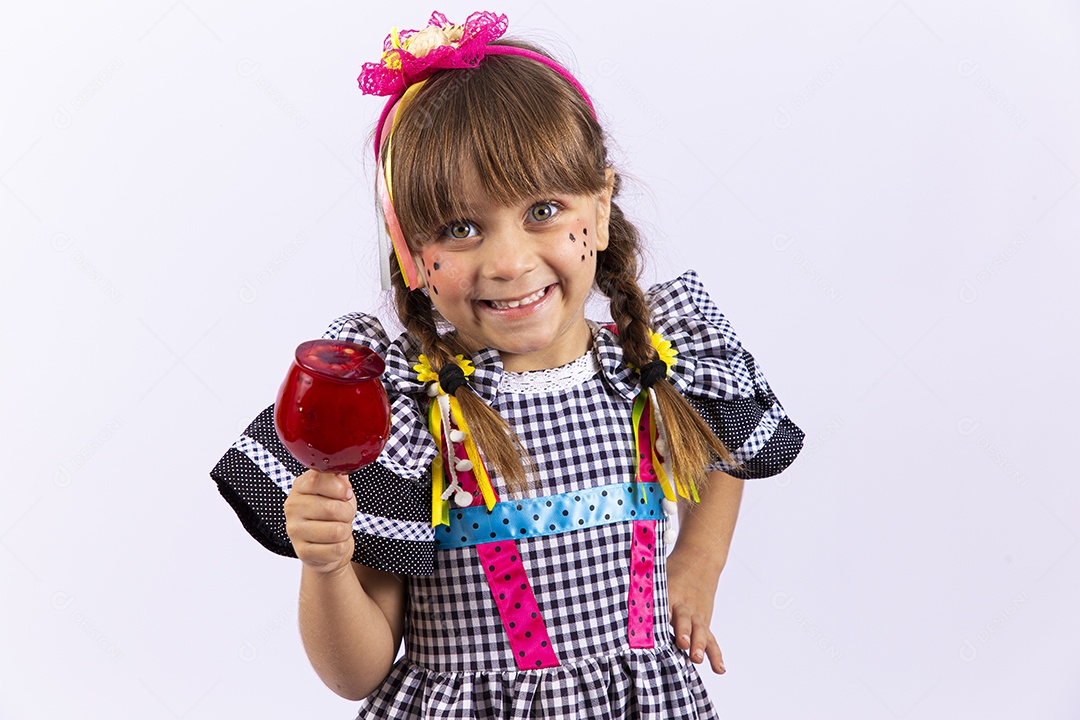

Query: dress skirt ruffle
[[356, 646, 715, 719]]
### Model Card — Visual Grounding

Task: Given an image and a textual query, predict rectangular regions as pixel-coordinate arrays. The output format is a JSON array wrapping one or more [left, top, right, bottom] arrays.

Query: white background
[[2, 1, 1078, 718]]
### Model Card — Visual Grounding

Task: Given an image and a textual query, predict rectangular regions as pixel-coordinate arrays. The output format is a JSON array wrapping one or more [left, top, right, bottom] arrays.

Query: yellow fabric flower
[[650, 333, 678, 375], [414, 354, 476, 390], [454, 354, 476, 378], [413, 354, 438, 384]]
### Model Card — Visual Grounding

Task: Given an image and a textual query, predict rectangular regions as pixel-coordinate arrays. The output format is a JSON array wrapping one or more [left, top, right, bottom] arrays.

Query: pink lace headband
[[357, 10, 597, 290]]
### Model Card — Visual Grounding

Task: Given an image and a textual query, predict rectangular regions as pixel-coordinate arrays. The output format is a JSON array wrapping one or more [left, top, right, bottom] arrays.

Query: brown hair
[[382, 40, 740, 494]]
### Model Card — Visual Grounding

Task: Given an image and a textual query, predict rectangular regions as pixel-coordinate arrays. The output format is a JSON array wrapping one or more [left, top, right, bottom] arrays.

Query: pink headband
[[357, 11, 597, 290]]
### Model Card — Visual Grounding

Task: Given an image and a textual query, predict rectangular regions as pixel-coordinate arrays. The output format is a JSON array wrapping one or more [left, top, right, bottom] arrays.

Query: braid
[[397, 275, 448, 364], [392, 266, 532, 494], [595, 202, 652, 366], [596, 178, 742, 492]]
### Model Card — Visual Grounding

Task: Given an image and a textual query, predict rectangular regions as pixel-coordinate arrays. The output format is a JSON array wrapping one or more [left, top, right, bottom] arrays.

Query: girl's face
[[413, 168, 614, 373]]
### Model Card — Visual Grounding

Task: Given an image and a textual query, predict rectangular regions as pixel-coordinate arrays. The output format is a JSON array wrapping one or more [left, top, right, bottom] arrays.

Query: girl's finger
[[688, 617, 710, 663], [314, 495, 359, 523], [670, 606, 693, 652], [293, 518, 355, 545], [705, 639, 726, 674], [295, 470, 354, 500], [285, 493, 356, 525]]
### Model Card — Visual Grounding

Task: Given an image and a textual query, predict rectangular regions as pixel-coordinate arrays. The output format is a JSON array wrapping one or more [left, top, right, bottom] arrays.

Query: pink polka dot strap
[[627, 520, 658, 649], [477, 540, 560, 670]]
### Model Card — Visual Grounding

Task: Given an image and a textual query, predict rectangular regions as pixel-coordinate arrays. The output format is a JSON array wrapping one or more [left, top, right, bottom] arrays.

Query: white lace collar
[[499, 351, 600, 394]]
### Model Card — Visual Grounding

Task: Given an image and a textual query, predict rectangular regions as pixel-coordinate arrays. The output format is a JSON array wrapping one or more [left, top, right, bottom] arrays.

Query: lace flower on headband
[[358, 11, 509, 96]]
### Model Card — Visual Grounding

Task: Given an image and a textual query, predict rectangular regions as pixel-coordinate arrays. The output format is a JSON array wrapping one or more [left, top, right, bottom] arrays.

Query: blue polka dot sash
[[434, 482, 664, 549]]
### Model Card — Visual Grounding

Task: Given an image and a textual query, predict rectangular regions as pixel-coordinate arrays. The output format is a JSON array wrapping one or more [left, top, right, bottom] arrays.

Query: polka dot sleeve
[[685, 347, 805, 479]]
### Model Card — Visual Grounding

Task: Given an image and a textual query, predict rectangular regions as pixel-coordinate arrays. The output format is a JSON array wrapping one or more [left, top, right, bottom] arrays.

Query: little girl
[[212, 11, 803, 719]]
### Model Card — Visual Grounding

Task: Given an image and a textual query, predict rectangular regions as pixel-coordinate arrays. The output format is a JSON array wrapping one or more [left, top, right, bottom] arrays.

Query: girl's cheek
[[419, 250, 446, 296], [568, 224, 594, 262]]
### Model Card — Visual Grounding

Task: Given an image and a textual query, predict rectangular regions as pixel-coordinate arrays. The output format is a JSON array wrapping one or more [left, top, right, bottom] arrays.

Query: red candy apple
[[274, 340, 391, 473]]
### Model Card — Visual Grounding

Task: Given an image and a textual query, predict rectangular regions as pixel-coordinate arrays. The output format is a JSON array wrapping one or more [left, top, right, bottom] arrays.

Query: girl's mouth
[[483, 285, 552, 310]]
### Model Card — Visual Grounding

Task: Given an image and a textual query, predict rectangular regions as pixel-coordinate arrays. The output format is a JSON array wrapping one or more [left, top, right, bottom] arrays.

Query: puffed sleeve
[[646, 271, 805, 479], [210, 313, 438, 576]]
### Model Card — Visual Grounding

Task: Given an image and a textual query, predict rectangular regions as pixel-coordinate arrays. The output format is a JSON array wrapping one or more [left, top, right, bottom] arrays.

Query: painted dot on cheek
[[583, 227, 588, 235], [569, 232, 575, 242], [432, 285, 439, 295], [581, 254, 585, 261], [433, 262, 440, 271]]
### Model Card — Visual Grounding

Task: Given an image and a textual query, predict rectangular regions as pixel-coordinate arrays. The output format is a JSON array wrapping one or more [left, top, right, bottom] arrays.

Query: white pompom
[[449, 429, 466, 443], [455, 458, 474, 472], [664, 526, 678, 545], [655, 438, 669, 456], [427, 383, 440, 397], [454, 488, 473, 507], [661, 499, 679, 517]]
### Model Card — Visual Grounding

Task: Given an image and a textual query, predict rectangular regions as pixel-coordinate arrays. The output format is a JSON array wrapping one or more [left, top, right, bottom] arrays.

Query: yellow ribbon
[[429, 396, 450, 527], [631, 391, 697, 503]]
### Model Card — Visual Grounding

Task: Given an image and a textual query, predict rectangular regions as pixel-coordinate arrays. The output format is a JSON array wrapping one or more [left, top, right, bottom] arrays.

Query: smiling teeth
[[490, 287, 547, 309]]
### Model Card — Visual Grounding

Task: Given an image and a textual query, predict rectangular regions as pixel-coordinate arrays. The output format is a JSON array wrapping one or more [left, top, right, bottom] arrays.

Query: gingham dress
[[212, 270, 804, 719]]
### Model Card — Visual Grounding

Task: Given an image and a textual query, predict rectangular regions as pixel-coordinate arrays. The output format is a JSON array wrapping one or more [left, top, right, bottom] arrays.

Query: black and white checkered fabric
[[210, 270, 803, 719]]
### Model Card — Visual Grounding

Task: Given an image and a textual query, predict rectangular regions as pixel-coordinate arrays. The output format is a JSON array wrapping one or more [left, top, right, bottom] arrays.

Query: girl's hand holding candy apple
[[284, 470, 358, 575]]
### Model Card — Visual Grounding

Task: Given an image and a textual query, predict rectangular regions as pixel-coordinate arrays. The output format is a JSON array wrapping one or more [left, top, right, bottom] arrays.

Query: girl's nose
[[481, 227, 537, 280]]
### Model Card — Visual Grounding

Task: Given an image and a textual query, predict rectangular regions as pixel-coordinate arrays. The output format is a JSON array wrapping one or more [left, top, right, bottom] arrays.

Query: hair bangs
[[387, 44, 606, 247]]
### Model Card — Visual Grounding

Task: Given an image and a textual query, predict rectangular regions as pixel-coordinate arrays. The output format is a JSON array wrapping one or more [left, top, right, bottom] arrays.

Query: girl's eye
[[528, 202, 559, 222], [443, 221, 477, 240]]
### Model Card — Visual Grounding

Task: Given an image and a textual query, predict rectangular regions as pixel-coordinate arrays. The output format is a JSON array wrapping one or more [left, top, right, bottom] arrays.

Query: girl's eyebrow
[[436, 184, 580, 223]]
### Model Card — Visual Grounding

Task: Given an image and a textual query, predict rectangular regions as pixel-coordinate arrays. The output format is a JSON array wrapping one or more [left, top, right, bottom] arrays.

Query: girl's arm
[[297, 561, 405, 700], [285, 470, 406, 700], [666, 469, 744, 674]]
